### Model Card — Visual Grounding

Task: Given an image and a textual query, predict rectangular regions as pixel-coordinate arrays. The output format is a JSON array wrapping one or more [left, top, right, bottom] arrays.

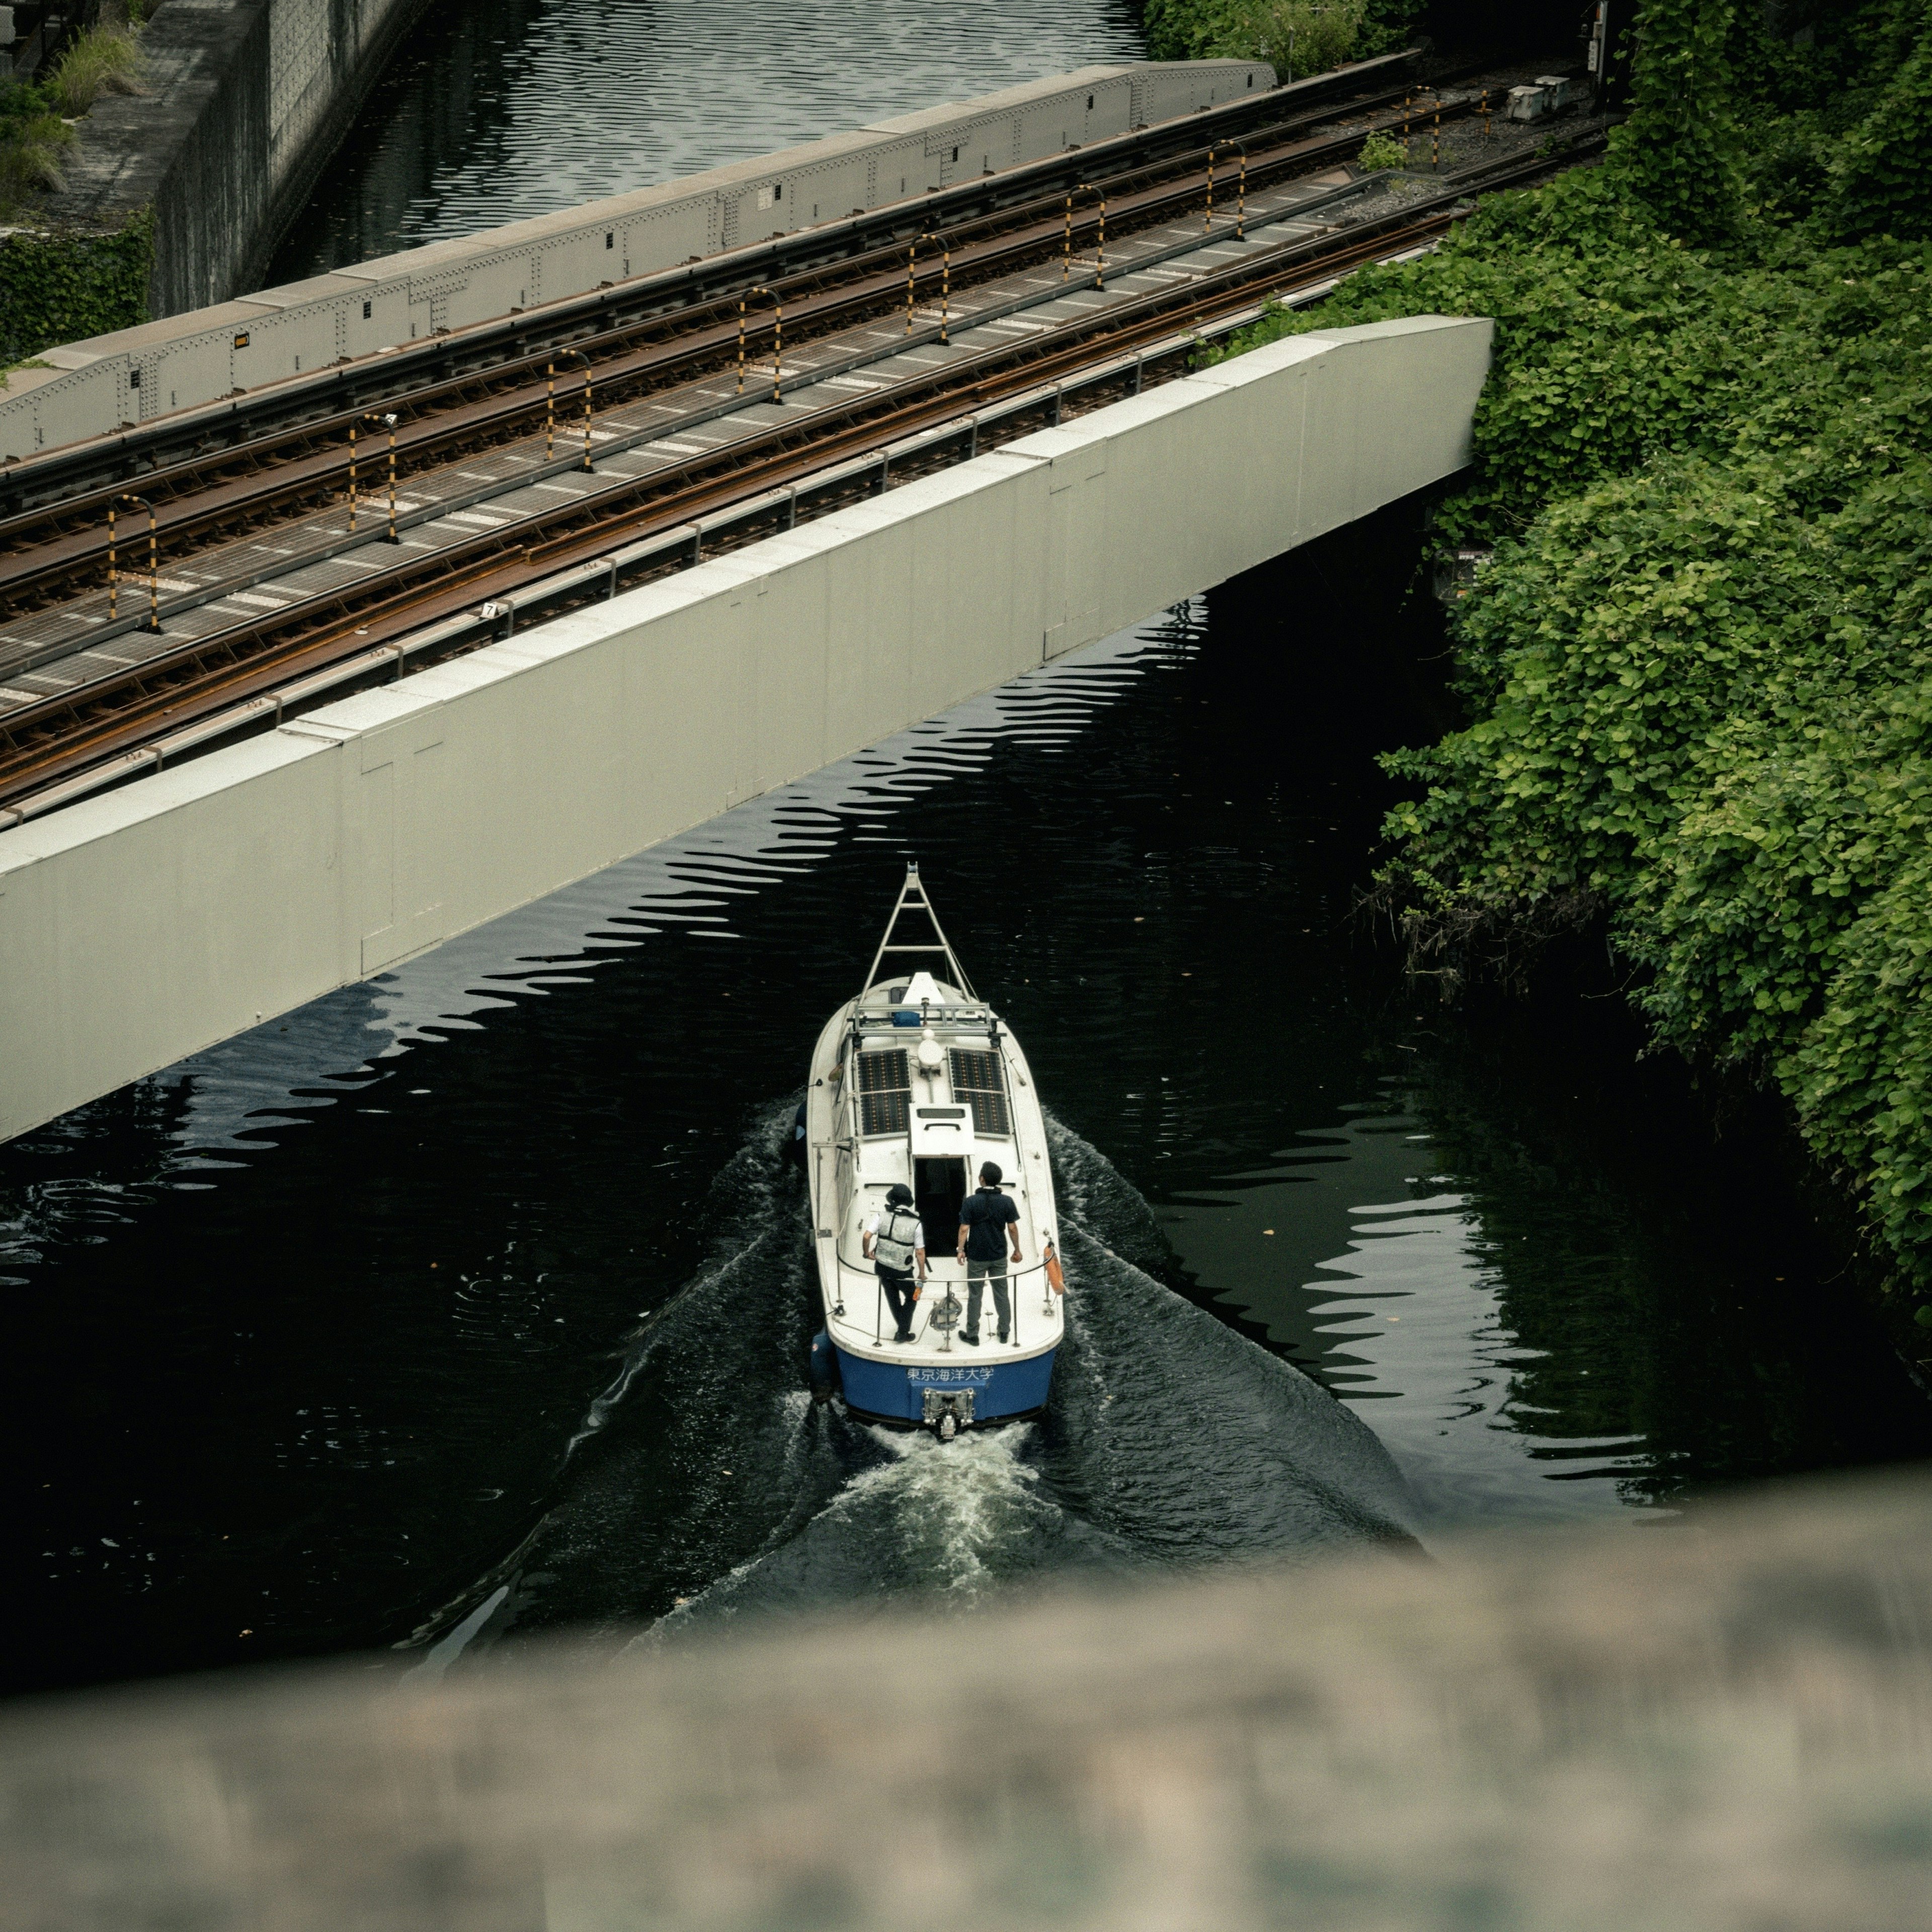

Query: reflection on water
[[5, 505, 1929, 1698], [1166, 1109, 1645, 1527], [270, 0, 1147, 284]]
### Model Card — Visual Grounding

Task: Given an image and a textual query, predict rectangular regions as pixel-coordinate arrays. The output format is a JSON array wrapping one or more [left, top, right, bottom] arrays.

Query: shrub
[[1357, 129, 1407, 171], [1825, 6, 1932, 240], [1144, 0, 1421, 70], [1219, 0, 1364, 77], [46, 21, 145, 119], [0, 109, 72, 214], [1203, 0, 1932, 1296], [1602, 0, 1743, 245]]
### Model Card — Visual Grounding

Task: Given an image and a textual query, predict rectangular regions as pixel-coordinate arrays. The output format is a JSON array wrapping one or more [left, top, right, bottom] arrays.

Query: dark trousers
[[878, 1265, 918, 1338], [964, 1257, 1009, 1342]]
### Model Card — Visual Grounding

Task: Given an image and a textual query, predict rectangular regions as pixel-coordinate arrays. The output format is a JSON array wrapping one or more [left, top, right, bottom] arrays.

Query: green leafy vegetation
[[0, 208, 153, 365], [0, 78, 74, 215], [1212, 0, 1932, 1297], [1143, 0, 1422, 75], [0, 6, 152, 358], [1357, 128, 1408, 170]]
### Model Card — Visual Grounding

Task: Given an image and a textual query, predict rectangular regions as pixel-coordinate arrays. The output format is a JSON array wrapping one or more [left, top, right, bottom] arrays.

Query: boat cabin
[[830, 969, 1042, 1274]]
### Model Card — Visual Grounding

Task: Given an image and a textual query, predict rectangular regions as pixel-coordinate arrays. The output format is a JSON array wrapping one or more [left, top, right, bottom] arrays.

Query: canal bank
[[24, 0, 437, 325]]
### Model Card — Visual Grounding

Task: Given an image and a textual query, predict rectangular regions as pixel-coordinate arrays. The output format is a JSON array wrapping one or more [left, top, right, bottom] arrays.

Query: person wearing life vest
[[863, 1183, 927, 1343]]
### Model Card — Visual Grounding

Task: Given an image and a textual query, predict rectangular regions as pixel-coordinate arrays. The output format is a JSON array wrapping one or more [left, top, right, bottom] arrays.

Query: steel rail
[[0, 159, 1414, 679], [0, 134, 1475, 691], [0, 50, 1447, 523], [0, 126, 1604, 812], [0, 87, 1493, 616]]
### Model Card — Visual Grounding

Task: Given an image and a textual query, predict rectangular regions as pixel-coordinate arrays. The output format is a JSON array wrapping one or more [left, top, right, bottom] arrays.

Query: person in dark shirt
[[955, 1161, 1021, 1345]]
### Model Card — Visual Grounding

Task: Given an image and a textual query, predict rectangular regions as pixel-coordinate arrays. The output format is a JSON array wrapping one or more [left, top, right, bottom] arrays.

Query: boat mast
[[859, 861, 977, 1001]]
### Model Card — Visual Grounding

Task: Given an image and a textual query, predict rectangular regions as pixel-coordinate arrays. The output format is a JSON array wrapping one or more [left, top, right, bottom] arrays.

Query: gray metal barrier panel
[[0, 60, 1271, 464]]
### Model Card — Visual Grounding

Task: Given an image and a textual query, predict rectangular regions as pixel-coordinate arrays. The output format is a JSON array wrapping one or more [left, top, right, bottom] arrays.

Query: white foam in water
[[849, 1424, 1048, 1595], [656, 1422, 1049, 1631], [414, 1107, 1414, 1666]]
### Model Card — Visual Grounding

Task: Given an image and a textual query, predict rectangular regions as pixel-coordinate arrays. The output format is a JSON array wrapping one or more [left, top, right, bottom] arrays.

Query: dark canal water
[[269, 0, 1148, 284], [9, 0, 1929, 1701], [10, 505, 1930, 1699]]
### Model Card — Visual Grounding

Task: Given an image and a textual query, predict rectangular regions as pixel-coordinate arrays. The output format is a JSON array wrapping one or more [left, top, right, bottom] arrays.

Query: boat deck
[[809, 977, 1063, 1372]]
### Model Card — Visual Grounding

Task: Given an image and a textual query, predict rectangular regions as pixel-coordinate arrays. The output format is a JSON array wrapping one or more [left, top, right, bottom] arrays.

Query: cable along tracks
[[0, 111, 1602, 818]]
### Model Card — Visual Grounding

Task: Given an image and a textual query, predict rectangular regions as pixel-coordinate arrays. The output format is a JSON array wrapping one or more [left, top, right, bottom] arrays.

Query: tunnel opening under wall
[[1201, 484, 1464, 815], [1218, 488, 1893, 1371]]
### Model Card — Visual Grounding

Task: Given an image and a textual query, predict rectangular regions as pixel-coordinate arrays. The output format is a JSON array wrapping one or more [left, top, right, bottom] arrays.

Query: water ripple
[[272, 0, 1147, 281]]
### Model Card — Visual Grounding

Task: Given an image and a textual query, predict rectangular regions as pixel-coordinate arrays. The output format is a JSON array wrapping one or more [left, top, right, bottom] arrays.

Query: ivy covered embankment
[[0, 5, 154, 370], [1219, 0, 1932, 1301], [1143, 0, 1422, 76]]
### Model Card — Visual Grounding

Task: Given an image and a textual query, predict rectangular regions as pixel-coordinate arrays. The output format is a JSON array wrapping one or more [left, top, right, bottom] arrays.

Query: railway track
[[0, 70, 1495, 606], [1, 46, 1527, 527], [0, 105, 1604, 822]]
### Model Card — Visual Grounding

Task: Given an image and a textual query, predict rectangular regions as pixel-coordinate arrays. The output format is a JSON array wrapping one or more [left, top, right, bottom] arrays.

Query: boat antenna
[[860, 861, 977, 1001]]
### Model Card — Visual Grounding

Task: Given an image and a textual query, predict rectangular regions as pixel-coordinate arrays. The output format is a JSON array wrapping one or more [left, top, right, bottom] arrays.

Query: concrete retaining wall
[[0, 57, 1272, 463], [5, 1474, 1926, 1929], [0, 314, 1492, 1144], [29, 0, 436, 320]]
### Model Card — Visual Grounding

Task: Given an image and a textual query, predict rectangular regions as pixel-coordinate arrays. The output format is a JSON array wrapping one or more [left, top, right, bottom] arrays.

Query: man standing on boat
[[863, 1183, 927, 1343], [956, 1161, 1022, 1346]]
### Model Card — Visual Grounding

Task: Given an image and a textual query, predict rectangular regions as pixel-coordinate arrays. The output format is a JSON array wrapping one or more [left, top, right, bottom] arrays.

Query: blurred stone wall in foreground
[[7, 1472, 1932, 1930]]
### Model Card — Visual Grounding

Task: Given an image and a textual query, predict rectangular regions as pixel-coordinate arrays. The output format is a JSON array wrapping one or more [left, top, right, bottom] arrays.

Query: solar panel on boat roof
[[948, 1049, 1010, 1137], [857, 1049, 909, 1093], [857, 1048, 910, 1136]]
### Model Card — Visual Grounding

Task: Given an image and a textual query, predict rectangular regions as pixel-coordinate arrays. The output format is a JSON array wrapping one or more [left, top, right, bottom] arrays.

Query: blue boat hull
[[835, 1342, 1056, 1427]]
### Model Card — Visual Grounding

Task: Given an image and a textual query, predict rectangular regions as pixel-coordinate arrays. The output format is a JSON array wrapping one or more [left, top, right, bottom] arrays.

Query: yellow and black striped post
[[908, 234, 952, 344], [737, 286, 783, 404], [381, 413, 400, 540], [1205, 139, 1248, 241], [1063, 184, 1106, 289]]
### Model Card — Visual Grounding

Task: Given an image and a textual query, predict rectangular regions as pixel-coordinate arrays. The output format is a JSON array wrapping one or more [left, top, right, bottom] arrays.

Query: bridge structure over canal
[[0, 55, 1524, 1145]]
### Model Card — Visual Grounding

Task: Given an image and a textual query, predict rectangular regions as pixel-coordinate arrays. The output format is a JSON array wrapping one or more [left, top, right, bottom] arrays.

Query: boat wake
[[407, 1105, 1418, 1668]]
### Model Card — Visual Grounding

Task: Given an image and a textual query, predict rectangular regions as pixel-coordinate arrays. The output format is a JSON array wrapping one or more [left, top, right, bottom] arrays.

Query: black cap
[[886, 1183, 913, 1205], [980, 1161, 1002, 1185]]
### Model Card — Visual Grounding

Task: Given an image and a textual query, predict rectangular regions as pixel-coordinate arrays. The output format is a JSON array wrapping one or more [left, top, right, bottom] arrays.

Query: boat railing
[[868, 1247, 1064, 1350], [851, 1003, 989, 1030], [859, 861, 978, 1003]]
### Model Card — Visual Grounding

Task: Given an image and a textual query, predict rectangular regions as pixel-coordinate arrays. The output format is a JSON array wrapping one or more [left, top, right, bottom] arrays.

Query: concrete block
[[0, 314, 1490, 1142]]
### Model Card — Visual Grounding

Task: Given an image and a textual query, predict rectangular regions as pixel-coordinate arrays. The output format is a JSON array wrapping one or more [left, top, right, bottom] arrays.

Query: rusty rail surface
[[0, 124, 1603, 815]]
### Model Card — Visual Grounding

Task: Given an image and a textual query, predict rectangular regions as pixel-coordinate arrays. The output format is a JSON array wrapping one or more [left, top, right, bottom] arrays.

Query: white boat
[[805, 864, 1063, 1437]]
